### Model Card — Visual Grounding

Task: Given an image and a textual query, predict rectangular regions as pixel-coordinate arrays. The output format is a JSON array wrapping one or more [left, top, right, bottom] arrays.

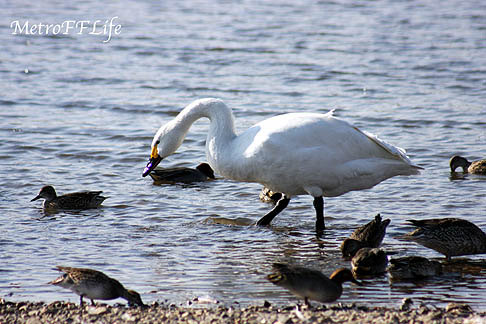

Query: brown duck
[[49, 266, 145, 306], [450, 155, 486, 174], [387, 256, 442, 280], [403, 218, 486, 260], [267, 263, 362, 306], [341, 214, 391, 258], [351, 247, 388, 276]]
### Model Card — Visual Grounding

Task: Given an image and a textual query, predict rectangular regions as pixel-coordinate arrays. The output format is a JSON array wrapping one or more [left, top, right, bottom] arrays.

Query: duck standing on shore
[[49, 266, 145, 307], [143, 98, 421, 233], [267, 263, 362, 306]]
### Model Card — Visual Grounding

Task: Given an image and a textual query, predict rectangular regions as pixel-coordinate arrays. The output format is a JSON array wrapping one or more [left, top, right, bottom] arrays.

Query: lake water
[[1, 0, 486, 310]]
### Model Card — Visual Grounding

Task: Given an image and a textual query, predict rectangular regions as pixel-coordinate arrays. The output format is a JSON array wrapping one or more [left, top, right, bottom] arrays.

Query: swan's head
[[142, 120, 187, 177]]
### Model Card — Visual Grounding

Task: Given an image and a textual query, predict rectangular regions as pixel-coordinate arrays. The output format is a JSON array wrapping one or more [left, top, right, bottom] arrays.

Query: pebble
[[88, 306, 108, 316], [0, 301, 485, 324], [121, 312, 137, 322], [446, 303, 474, 315]]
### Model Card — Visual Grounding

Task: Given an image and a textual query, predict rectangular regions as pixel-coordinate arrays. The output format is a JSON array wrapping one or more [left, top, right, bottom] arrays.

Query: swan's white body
[[149, 98, 420, 199]]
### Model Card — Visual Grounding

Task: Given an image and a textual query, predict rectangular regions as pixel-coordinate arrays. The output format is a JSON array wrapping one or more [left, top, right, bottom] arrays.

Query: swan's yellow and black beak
[[142, 141, 162, 177]]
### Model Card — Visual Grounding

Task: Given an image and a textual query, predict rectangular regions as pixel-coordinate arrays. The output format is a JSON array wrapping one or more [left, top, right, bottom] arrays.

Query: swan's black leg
[[313, 196, 324, 233], [256, 195, 290, 226]]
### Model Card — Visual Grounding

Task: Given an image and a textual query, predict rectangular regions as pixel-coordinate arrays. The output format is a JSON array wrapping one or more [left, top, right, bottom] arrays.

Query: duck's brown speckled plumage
[[404, 218, 486, 260], [341, 214, 391, 258], [49, 266, 145, 306]]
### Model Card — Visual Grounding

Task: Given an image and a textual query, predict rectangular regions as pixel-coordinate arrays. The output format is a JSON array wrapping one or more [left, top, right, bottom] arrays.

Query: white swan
[[143, 98, 421, 233]]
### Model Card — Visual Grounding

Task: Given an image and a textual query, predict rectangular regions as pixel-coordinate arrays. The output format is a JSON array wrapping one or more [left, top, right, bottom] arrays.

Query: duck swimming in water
[[31, 186, 106, 210], [351, 247, 388, 276], [143, 98, 421, 233], [403, 218, 486, 260], [387, 256, 442, 280], [148, 162, 215, 183], [341, 214, 391, 258], [449, 155, 486, 174]]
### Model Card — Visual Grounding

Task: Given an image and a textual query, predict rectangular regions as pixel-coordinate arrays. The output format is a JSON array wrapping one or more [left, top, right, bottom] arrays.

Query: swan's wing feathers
[[230, 112, 421, 195], [360, 129, 422, 170]]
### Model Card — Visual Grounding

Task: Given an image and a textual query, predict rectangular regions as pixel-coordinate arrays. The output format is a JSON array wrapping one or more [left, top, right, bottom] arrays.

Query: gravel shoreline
[[1, 299, 485, 324]]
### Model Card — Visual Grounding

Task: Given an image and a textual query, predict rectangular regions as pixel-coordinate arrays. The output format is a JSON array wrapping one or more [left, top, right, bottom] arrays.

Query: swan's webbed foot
[[256, 195, 290, 226]]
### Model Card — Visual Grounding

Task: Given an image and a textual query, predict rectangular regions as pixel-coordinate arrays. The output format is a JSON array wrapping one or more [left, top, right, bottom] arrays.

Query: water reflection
[[203, 216, 255, 226], [449, 172, 469, 181]]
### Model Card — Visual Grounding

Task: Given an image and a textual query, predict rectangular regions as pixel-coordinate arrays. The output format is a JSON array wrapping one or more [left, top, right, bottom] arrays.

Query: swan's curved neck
[[179, 99, 237, 143], [155, 99, 237, 163]]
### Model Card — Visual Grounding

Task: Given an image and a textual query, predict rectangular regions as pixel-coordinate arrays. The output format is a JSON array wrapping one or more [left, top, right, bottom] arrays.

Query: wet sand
[[1, 299, 485, 324]]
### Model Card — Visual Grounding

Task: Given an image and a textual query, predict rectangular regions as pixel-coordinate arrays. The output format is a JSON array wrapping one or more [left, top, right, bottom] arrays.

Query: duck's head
[[124, 289, 146, 307], [31, 185, 57, 202], [196, 163, 215, 179], [449, 155, 471, 172], [329, 268, 363, 286], [48, 273, 71, 288], [340, 238, 365, 259]]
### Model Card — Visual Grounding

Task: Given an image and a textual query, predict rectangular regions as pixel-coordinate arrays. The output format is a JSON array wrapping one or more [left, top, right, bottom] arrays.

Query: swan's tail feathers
[[361, 129, 423, 172]]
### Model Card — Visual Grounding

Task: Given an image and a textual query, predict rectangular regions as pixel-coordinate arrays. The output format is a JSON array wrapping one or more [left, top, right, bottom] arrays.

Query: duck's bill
[[47, 273, 67, 285], [31, 195, 41, 202], [142, 155, 162, 177]]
